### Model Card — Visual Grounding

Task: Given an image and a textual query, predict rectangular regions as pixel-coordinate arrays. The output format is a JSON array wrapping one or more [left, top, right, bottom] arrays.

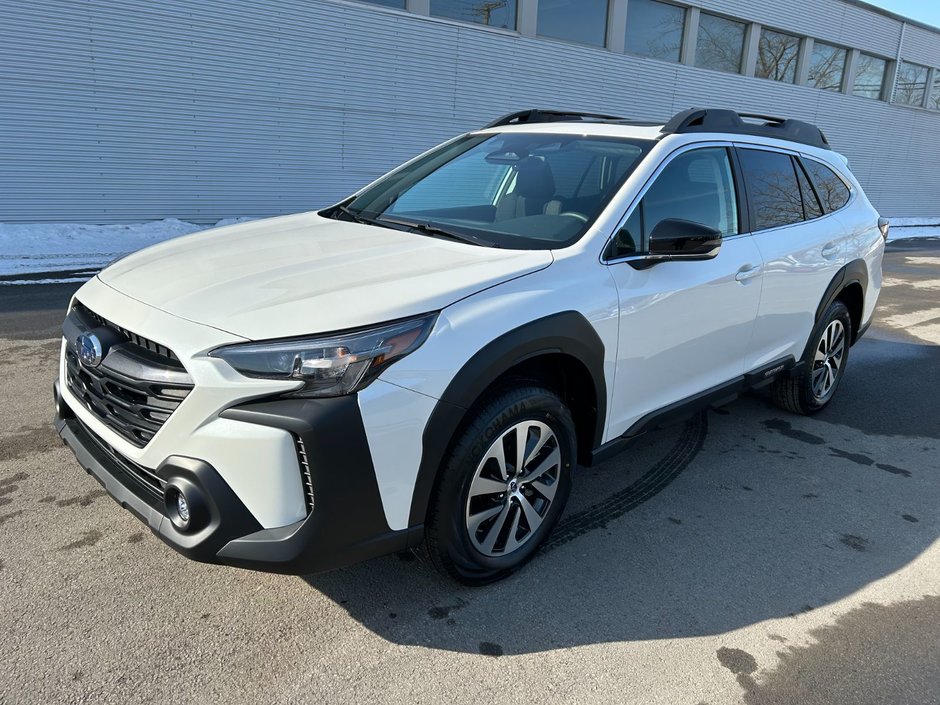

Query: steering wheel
[[559, 211, 588, 223]]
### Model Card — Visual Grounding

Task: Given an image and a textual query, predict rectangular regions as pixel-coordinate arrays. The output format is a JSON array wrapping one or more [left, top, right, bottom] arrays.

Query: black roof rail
[[483, 109, 627, 129], [661, 108, 831, 150]]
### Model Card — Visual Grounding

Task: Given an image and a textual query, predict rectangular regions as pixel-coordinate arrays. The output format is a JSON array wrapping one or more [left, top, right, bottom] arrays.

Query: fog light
[[177, 493, 190, 524]]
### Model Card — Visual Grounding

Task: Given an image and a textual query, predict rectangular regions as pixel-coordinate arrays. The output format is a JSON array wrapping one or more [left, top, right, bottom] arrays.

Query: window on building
[[807, 42, 847, 91], [852, 53, 888, 100], [931, 72, 940, 111], [537, 0, 610, 47], [895, 60, 929, 107], [430, 0, 518, 30], [737, 149, 805, 231], [624, 0, 684, 63], [607, 147, 738, 258], [802, 159, 851, 213], [755, 28, 800, 83], [694, 13, 746, 74], [360, 0, 406, 8]]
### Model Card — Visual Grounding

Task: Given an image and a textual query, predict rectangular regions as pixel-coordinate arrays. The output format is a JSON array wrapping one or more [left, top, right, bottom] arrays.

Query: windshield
[[326, 132, 653, 249]]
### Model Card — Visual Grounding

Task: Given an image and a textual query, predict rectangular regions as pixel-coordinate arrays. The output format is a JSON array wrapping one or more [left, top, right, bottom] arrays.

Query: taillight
[[878, 217, 890, 241]]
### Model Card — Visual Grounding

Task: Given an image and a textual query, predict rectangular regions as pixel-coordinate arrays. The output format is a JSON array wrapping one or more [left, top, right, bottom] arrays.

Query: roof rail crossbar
[[661, 108, 831, 150], [483, 109, 627, 129]]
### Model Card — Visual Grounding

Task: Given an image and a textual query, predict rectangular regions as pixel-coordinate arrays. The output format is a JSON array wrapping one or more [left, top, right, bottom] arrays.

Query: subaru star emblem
[[76, 332, 103, 368]]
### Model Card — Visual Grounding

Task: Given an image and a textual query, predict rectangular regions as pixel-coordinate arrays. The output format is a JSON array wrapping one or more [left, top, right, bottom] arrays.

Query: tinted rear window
[[803, 159, 851, 213], [738, 148, 804, 231]]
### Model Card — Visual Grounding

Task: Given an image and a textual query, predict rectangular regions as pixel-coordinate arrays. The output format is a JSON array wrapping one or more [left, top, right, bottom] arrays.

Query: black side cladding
[[407, 311, 606, 527], [219, 395, 418, 573]]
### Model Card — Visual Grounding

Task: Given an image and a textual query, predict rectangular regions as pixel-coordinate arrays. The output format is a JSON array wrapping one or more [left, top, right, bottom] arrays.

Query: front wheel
[[772, 300, 852, 415], [423, 386, 576, 585]]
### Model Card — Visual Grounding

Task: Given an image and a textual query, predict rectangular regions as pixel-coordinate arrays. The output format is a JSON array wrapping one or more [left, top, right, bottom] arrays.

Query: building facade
[[2, 0, 938, 222]]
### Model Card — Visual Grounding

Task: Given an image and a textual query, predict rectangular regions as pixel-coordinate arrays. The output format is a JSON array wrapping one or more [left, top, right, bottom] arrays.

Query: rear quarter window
[[802, 159, 852, 212]]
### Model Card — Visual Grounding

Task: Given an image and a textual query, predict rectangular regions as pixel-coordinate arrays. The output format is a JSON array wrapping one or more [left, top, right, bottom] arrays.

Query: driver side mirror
[[629, 219, 722, 269]]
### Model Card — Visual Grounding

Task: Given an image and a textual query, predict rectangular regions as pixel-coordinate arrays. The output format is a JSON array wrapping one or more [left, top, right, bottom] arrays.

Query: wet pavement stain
[[0, 509, 24, 527], [668, 517, 682, 525], [46, 490, 107, 508], [60, 530, 102, 551], [902, 514, 919, 523], [717, 647, 758, 677], [876, 462, 912, 478], [734, 597, 940, 704], [762, 419, 826, 445], [428, 599, 468, 620], [478, 642, 504, 658], [828, 447, 874, 466], [127, 532, 145, 543], [839, 534, 869, 552], [0, 425, 59, 461]]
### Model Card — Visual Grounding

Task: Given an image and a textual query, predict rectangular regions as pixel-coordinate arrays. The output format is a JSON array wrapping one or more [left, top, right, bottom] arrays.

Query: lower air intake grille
[[294, 434, 315, 514]]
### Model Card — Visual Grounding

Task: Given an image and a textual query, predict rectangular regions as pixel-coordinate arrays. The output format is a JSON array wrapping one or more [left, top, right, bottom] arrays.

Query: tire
[[423, 385, 576, 585], [772, 300, 852, 415]]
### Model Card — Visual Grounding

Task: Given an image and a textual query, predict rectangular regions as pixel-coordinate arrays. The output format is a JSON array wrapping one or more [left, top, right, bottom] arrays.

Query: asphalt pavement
[[1, 240, 938, 704]]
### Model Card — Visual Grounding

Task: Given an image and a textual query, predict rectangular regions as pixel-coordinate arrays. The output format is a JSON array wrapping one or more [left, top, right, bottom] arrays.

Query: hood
[[98, 212, 553, 340]]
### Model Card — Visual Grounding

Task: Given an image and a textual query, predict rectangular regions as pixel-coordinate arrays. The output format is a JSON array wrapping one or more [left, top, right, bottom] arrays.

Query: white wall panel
[[0, 0, 938, 222]]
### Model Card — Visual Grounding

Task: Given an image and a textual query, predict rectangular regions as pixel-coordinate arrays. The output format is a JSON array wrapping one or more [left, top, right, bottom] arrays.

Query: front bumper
[[54, 382, 422, 574]]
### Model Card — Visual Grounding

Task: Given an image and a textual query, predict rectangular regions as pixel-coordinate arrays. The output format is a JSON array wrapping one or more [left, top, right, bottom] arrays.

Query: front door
[[604, 145, 763, 438]]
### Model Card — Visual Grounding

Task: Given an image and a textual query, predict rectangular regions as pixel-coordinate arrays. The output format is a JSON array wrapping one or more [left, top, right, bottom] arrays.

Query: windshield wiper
[[334, 204, 381, 226], [377, 217, 495, 247]]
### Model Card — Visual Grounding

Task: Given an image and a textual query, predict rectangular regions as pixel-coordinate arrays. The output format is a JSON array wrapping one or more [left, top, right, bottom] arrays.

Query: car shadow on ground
[[302, 338, 940, 656]]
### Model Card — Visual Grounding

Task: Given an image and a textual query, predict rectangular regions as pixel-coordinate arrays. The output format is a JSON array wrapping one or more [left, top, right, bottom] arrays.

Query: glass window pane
[[695, 13, 746, 74], [931, 73, 940, 111], [430, 0, 518, 29], [807, 42, 847, 91], [853, 53, 887, 100], [625, 0, 684, 62], [803, 159, 851, 213], [537, 0, 610, 47], [895, 61, 929, 107], [755, 28, 800, 83], [360, 0, 406, 7], [738, 149, 804, 231], [641, 147, 738, 247], [795, 159, 823, 219]]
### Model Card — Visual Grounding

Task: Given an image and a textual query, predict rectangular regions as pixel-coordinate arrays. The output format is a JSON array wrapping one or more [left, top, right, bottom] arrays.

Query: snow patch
[[0, 218, 253, 277]]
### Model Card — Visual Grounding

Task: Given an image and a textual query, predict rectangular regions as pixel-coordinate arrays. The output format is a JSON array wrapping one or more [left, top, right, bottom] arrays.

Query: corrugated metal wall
[[1, 0, 938, 222]]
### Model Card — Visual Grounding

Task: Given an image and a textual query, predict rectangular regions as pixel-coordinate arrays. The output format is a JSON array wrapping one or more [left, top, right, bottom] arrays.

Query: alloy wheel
[[465, 420, 562, 557], [812, 319, 846, 400]]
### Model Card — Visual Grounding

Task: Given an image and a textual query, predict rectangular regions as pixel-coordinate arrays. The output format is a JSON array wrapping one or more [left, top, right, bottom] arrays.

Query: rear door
[[736, 146, 848, 370], [604, 144, 764, 438]]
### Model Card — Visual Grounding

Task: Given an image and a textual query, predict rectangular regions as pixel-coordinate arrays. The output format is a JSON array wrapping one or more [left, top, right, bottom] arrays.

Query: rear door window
[[802, 159, 851, 212], [737, 148, 805, 231]]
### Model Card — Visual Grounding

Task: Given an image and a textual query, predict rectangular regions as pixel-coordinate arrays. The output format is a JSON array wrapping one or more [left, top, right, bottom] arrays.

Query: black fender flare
[[802, 258, 868, 362], [407, 311, 607, 528]]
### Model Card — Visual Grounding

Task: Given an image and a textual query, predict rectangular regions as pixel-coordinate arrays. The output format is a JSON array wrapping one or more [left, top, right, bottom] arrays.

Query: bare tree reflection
[[756, 29, 800, 83], [695, 13, 745, 73], [895, 61, 928, 107], [808, 42, 846, 91]]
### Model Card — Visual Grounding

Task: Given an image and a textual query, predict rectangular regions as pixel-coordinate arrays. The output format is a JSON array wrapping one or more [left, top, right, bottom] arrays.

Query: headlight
[[209, 312, 438, 398]]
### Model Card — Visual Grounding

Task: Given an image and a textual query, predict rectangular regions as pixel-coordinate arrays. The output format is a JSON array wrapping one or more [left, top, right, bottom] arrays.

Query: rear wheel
[[772, 300, 852, 415], [423, 385, 575, 585]]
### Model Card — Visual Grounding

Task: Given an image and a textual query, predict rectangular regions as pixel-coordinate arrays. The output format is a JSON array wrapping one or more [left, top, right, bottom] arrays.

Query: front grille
[[73, 301, 182, 365], [77, 417, 165, 502], [294, 434, 315, 514], [64, 303, 193, 448]]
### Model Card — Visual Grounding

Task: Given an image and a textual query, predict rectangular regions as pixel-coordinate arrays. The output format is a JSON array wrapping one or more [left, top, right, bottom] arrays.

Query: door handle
[[822, 242, 840, 259], [735, 265, 762, 282]]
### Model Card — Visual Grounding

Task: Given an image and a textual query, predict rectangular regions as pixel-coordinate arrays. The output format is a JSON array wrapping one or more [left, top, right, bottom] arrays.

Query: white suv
[[55, 108, 885, 584]]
